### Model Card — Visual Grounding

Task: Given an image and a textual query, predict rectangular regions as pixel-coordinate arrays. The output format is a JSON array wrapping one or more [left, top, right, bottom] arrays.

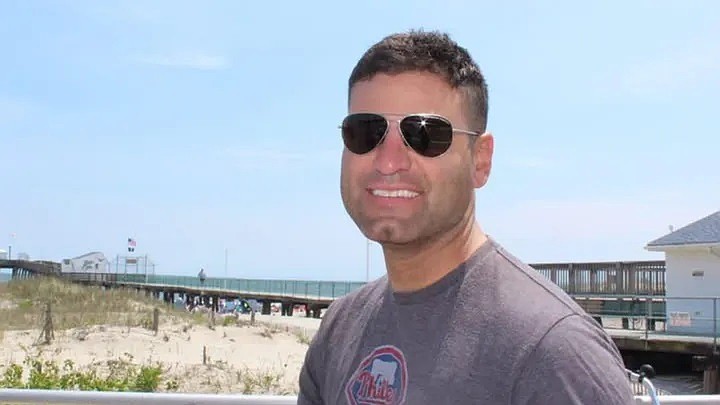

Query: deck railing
[[577, 295, 720, 347], [0, 389, 719, 404], [533, 260, 666, 296], [3, 258, 667, 298]]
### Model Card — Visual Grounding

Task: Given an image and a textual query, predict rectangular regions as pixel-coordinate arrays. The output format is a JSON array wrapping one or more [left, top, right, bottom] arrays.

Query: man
[[298, 30, 634, 404]]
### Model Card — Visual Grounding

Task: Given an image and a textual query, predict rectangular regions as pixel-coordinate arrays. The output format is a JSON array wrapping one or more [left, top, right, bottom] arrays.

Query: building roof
[[646, 210, 720, 249], [70, 251, 106, 260]]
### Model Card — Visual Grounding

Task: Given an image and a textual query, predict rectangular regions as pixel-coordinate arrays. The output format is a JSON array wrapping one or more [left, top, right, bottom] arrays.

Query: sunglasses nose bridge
[[383, 118, 407, 146], [372, 118, 413, 175]]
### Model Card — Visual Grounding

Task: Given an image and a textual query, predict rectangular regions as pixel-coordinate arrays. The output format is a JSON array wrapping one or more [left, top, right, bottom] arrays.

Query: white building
[[645, 210, 720, 335], [60, 252, 110, 273]]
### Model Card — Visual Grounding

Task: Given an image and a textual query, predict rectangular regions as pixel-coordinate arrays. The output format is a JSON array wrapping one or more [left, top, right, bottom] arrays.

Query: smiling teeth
[[372, 189, 419, 198]]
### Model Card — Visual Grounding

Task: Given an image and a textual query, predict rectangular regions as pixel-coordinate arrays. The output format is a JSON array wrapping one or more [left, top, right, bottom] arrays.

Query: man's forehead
[[350, 71, 451, 91], [348, 72, 462, 114]]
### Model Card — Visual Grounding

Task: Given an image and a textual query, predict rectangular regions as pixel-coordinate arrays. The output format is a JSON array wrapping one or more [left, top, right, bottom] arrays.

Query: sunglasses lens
[[400, 115, 453, 157], [341, 113, 388, 154]]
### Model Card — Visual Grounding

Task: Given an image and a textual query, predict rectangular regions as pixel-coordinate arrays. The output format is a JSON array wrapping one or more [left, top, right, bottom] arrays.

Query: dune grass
[[0, 276, 292, 395], [0, 277, 199, 332]]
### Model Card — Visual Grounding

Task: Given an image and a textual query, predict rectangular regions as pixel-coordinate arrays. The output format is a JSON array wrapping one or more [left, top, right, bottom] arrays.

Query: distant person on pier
[[198, 268, 206, 286], [298, 30, 634, 404]]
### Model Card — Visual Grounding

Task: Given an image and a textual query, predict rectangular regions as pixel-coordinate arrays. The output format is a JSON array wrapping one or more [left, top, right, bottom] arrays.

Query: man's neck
[[382, 218, 488, 293]]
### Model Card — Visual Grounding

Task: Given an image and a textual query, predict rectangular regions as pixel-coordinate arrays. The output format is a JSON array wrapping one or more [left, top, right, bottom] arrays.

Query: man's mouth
[[370, 189, 420, 198]]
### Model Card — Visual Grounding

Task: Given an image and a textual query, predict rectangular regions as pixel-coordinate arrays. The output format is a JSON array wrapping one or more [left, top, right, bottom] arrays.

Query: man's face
[[340, 71, 493, 246]]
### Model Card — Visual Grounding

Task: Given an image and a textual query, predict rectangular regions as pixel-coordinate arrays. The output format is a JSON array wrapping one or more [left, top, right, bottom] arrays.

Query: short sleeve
[[297, 302, 341, 405], [297, 338, 324, 405], [510, 314, 635, 404]]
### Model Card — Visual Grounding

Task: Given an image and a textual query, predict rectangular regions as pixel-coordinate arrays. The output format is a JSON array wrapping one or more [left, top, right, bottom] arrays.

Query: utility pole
[[224, 248, 228, 289], [8, 232, 16, 260], [365, 239, 370, 282]]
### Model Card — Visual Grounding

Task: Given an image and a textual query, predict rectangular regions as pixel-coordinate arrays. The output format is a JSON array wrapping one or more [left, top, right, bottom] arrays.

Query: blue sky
[[1, 1, 719, 281]]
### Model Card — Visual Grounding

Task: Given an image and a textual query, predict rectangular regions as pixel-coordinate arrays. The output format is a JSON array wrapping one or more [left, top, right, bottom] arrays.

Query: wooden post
[[43, 301, 54, 344], [203, 345, 207, 365], [152, 308, 159, 335], [694, 353, 720, 394], [704, 366, 719, 394], [208, 308, 215, 329]]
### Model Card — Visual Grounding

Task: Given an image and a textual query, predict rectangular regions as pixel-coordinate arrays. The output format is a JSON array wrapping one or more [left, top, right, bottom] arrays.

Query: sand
[[0, 313, 323, 394]]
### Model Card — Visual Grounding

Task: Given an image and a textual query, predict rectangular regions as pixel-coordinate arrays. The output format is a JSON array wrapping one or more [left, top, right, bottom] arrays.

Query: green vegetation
[[0, 277, 195, 332], [0, 353, 171, 392], [0, 278, 191, 393], [0, 277, 298, 396]]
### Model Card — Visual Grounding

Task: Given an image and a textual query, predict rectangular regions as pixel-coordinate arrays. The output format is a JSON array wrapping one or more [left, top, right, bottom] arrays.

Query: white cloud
[[505, 194, 715, 239], [219, 147, 339, 168], [0, 97, 30, 125], [224, 149, 312, 161], [602, 40, 720, 97], [481, 191, 720, 262], [137, 52, 229, 70], [504, 156, 556, 169]]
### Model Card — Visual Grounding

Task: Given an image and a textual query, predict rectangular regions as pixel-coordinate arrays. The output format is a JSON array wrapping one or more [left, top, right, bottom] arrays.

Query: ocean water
[[0, 272, 10, 283]]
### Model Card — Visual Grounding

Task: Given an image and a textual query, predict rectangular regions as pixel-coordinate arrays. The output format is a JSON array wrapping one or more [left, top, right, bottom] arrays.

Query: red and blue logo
[[345, 345, 408, 405]]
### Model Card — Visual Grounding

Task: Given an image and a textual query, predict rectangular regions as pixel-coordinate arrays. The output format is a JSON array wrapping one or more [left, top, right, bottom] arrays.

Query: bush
[[0, 353, 177, 392]]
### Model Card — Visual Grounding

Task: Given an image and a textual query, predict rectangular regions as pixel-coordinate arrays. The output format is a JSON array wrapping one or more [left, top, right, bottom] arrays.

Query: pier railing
[[55, 259, 666, 299], [533, 260, 666, 295], [61, 272, 366, 300], [578, 295, 720, 344], [4, 258, 667, 298], [1, 389, 719, 404]]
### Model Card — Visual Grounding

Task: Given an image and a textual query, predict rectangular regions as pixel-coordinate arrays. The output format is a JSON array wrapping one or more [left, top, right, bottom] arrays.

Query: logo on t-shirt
[[345, 345, 408, 405]]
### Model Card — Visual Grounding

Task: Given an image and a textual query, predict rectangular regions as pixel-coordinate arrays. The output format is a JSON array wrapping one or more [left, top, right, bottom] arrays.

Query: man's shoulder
[[475, 240, 632, 403], [323, 276, 388, 317], [315, 275, 389, 332], [481, 239, 589, 319], [470, 239, 608, 354]]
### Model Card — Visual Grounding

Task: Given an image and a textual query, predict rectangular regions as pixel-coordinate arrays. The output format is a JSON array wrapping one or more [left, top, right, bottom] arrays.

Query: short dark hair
[[348, 29, 489, 132]]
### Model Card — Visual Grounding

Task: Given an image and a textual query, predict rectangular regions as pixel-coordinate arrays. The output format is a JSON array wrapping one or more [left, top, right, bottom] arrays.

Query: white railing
[[634, 397, 720, 404], [0, 390, 720, 404], [0, 389, 297, 404]]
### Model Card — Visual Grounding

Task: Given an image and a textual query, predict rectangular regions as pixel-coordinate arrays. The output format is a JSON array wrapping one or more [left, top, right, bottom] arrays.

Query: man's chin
[[362, 225, 418, 246]]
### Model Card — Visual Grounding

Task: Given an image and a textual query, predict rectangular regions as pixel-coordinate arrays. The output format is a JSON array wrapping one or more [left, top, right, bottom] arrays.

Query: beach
[[0, 277, 704, 396], [0, 311, 322, 395]]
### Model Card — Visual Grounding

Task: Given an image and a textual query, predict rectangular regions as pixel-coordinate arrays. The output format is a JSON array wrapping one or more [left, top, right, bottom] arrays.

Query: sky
[[1, 1, 719, 282]]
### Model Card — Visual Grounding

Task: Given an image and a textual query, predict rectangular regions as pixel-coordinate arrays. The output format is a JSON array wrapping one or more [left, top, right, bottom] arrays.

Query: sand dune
[[0, 313, 322, 394]]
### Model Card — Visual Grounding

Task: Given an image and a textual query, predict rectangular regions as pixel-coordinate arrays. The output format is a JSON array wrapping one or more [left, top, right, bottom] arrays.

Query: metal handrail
[[0, 389, 297, 404], [1, 389, 720, 404], [577, 296, 719, 352], [0, 365, 711, 405], [627, 365, 661, 405]]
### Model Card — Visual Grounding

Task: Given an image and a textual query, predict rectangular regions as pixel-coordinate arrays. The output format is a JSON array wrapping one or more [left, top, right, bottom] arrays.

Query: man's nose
[[373, 123, 411, 175]]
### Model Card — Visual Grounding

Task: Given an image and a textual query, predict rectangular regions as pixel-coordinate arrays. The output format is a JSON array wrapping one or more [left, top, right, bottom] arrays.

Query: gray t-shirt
[[298, 238, 634, 404]]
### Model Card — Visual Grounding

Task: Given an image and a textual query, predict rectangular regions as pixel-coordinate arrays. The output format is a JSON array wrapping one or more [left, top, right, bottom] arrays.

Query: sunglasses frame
[[339, 112, 481, 158]]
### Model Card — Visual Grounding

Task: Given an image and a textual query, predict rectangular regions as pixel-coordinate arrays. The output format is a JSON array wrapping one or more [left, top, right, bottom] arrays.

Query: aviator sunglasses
[[340, 112, 480, 158]]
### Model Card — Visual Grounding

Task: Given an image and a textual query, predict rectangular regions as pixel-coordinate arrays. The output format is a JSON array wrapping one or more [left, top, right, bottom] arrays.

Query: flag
[[128, 238, 137, 253]]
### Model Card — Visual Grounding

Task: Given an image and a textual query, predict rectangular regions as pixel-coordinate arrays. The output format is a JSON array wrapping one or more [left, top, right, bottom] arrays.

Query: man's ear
[[472, 132, 494, 188]]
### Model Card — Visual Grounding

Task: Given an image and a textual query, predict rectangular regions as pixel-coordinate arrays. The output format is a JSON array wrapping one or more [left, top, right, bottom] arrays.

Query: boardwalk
[[0, 258, 667, 296], [0, 259, 675, 318], [117, 281, 336, 305], [2, 257, 720, 394], [608, 328, 719, 355], [3, 257, 715, 346]]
